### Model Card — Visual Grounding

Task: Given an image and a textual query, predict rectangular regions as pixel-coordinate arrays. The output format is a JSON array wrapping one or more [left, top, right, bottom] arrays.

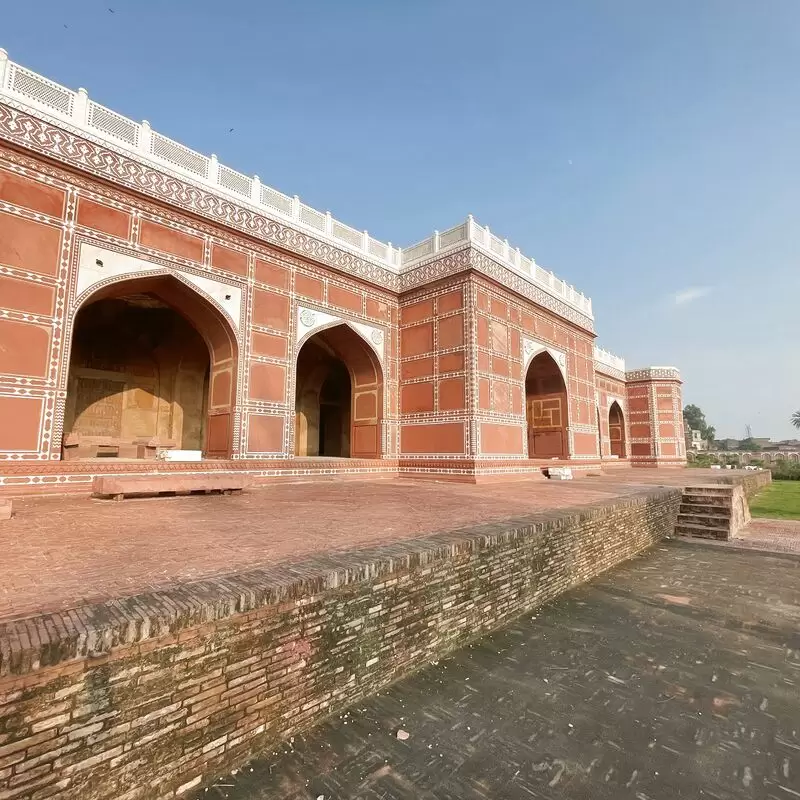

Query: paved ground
[[0, 469, 712, 622], [734, 518, 800, 555], [192, 539, 800, 800]]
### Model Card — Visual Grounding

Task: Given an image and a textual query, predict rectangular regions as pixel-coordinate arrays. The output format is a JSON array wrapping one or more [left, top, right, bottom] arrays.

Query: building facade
[[0, 50, 685, 493]]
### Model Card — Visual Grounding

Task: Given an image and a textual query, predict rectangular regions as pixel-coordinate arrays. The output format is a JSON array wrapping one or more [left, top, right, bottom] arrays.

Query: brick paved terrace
[[1, 468, 730, 622], [0, 468, 777, 623], [193, 539, 800, 800]]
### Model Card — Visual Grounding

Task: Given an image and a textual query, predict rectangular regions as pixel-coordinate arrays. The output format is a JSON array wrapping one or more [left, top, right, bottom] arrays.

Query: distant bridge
[[688, 451, 800, 464]]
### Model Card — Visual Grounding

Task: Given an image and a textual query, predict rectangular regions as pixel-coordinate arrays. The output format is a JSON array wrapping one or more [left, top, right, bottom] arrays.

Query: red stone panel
[[353, 424, 378, 456], [479, 378, 491, 410], [251, 331, 288, 360], [477, 316, 490, 348], [252, 290, 290, 331], [491, 380, 512, 413], [477, 351, 490, 372], [0, 275, 55, 316], [295, 273, 324, 301], [366, 297, 390, 322], [76, 198, 131, 239], [0, 395, 43, 451], [629, 397, 650, 413], [249, 363, 287, 403], [211, 244, 248, 277], [401, 422, 464, 454], [437, 290, 463, 314], [139, 220, 203, 262], [438, 378, 465, 411], [401, 357, 434, 380], [354, 391, 377, 419], [490, 298, 508, 319], [401, 382, 435, 413], [490, 321, 507, 354], [630, 423, 652, 438], [401, 298, 434, 324], [438, 352, 464, 374], [328, 285, 362, 314], [401, 323, 434, 357], [661, 442, 677, 456], [210, 370, 232, 407], [480, 423, 523, 455], [659, 424, 676, 438], [573, 432, 598, 456], [247, 414, 284, 452], [438, 314, 464, 349], [255, 259, 289, 289], [0, 213, 61, 276], [0, 320, 50, 376], [512, 385, 523, 415], [206, 413, 231, 454], [0, 170, 65, 217], [492, 356, 509, 377], [631, 442, 652, 456], [657, 397, 673, 411]]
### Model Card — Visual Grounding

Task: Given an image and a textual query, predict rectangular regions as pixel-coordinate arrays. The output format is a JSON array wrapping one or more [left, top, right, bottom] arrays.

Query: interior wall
[[525, 353, 568, 459], [63, 296, 209, 454]]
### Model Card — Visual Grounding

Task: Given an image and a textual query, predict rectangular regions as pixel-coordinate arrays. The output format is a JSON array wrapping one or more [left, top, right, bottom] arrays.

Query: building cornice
[[0, 49, 592, 325]]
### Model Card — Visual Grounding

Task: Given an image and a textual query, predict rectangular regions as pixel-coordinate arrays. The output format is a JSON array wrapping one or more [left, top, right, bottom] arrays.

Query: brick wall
[[0, 488, 681, 799]]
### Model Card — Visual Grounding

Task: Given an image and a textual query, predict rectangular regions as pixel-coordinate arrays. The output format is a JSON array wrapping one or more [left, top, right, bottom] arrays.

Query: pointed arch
[[525, 351, 568, 459], [62, 274, 239, 459], [294, 323, 383, 459], [608, 400, 626, 458]]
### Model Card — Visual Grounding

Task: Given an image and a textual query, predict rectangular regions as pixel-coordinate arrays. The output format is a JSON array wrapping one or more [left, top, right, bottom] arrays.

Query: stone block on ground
[[0, 499, 11, 520]]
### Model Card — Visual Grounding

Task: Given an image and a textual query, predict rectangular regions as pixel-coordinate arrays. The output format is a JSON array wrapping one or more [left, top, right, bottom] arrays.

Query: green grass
[[749, 481, 800, 520]]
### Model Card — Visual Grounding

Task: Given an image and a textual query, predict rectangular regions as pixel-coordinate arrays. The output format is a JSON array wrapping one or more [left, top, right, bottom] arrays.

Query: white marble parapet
[[0, 48, 593, 321]]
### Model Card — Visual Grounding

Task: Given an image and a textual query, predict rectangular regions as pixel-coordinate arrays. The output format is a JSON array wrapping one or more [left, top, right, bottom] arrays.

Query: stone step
[[677, 511, 732, 528], [684, 485, 734, 496], [681, 495, 731, 508], [679, 503, 731, 517], [674, 522, 729, 540]]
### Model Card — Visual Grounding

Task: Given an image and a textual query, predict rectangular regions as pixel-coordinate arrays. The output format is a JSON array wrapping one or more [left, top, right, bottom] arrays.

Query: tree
[[792, 410, 800, 430], [739, 437, 761, 452], [683, 404, 716, 444]]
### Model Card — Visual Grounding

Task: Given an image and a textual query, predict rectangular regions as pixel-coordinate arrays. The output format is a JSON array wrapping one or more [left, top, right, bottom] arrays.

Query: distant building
[[687, 429, 709, 452]]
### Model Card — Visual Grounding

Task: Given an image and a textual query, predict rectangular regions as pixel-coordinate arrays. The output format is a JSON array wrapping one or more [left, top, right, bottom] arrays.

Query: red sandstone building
[[0, 50, 685, 493]]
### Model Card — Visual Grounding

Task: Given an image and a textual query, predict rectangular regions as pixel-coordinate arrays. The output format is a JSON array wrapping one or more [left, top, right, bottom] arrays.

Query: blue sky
[[4, 1, 799, 438]]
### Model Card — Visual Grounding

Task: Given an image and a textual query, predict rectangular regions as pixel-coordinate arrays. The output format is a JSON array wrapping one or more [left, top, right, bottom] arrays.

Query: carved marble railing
[[0, 49, 593, 319], [403, 217, 593, 318], [593, 347, 626, 376], [0, 50, 401, 270]]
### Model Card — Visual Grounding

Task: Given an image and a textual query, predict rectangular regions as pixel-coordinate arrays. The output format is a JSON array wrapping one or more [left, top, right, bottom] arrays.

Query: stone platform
[[199, 539, 800, 800], [0, 468, 729, 622]]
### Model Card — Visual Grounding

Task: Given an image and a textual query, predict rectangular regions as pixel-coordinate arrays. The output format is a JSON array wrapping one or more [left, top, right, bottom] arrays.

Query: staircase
[[675, 485, 736, 540]]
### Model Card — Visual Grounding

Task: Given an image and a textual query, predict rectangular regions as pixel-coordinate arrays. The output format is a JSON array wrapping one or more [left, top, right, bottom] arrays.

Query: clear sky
[[4, 1, 799, 439]]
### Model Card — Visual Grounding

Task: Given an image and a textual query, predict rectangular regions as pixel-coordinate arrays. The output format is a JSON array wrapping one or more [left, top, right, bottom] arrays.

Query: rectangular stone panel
[[251, 332, 288, 360], [328, 285, 362, 313], [573, 432, 598, 456], [438, 314, 464, 349], [249, 363, 287, 403], [401, 357, 434, 380], [76, 198, 131, 239], [211, 244, 248, 277], [0, 213, 61, 276], [401, 323, 434, 358], [0, 170, 65, 217], [0, 275, 55, 316], [255, 259, 289, 290], [438, 378, 465, 411], [0, 319, 51, 377], [139, 220, 204, 262], [401, 422, 465, 454], [400, 298, 434, 324], [401, 382, 435, 413], [252, 290, 290, 331], [295, 273, 324, 301], [247, 414, 284, 453], [0, 395, 43, 452], [480, 423, 523, 455]]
